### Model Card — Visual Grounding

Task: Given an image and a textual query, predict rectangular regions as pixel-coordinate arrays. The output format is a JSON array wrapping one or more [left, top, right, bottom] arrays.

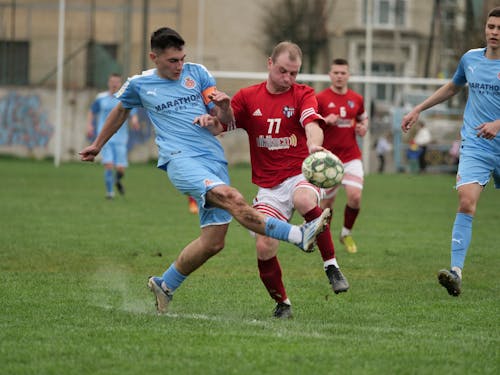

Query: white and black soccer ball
[[302, 150, 344, 188]]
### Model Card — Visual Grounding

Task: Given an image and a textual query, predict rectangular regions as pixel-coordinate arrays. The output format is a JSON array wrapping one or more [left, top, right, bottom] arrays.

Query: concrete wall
[[0, 87, 250, 165]]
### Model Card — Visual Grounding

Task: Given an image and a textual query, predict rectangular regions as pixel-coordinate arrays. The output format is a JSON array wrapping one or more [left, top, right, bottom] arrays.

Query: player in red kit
[[221, 42, 349, 318], [317, 58, 368, 254]]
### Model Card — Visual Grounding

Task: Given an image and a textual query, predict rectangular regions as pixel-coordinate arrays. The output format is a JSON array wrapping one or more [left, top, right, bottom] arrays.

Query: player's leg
[[207, 184, 329, 252], [100, 144, 115, 199], [438, 148, 492, 296], [294, 183, 349, 294], [338, 160, 364, 253], [114, 143, 128, 195], [438, 183, 481, 297], [148, 224, 229, 314], [255, 234, 291, 318]]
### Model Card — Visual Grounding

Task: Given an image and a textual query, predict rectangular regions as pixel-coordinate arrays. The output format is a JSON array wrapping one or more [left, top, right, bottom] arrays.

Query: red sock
[[303, 207, 335, 261], [344, 205, 360, 230], [258, 257, 287, 303]]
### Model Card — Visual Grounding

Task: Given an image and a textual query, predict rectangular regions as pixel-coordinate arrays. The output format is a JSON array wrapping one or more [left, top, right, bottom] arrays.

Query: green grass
[[1, 158, 498, 375]]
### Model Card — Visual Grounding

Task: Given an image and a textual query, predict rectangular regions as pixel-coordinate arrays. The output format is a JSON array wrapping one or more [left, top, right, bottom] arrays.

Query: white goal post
[[211, 71, 450, 172]]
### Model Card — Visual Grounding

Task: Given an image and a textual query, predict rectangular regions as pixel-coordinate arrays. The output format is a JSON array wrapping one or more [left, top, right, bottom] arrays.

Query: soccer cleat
[[340, 234, 357, 253], [116, 181, 125, 195], [273, 302, 293, 319], [147, 276, 173, 314], [325, 265, 350, 294], [438, 269, 462, 297], [298, 208, 331, 252], [106, 192, 115, 200]]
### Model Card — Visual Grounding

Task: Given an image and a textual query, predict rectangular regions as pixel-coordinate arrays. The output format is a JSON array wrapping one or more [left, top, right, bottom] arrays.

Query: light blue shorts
[[101, 142, 128, 167], [163, 157, 232, 227], [456, 143, 500, 189]]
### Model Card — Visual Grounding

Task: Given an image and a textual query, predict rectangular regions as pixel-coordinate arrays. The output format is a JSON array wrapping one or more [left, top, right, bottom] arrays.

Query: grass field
[[1, 158, 498, 375]]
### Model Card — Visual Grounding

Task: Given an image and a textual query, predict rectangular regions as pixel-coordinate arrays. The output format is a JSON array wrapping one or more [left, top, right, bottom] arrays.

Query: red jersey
[[227, 82, 324, 188], [316, 88, 366, 163]]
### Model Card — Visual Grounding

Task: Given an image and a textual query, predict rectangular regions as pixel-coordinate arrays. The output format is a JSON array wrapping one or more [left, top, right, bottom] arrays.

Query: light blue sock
[[264, 217, 292, 242], [162, 263, 187, 292], [104, 169, 114, 194], [450, 212, 473, 269]]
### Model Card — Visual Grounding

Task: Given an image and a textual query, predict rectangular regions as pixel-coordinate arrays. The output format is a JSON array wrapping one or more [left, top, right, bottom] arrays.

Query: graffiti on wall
[[0, 92, 54, 149]]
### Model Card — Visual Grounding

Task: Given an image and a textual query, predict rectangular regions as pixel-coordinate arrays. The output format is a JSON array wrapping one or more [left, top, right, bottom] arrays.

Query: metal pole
[[54, 0, 65, 167], [362, 0, 373, 173], [196, 0, 205, 63], [142, 0, 149, 71]]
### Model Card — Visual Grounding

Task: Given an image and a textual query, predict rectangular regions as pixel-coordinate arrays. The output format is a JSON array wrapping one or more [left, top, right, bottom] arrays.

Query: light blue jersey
[[115, 63, 231, 226], [452, 48, 500, 188], [91, 92, 132, 145], [452, 48, 500, 154], [116, 63, 226, 168]]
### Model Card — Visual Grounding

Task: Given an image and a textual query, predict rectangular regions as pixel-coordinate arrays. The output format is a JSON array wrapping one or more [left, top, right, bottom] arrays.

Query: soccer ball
[[302, 151, 344, 188]]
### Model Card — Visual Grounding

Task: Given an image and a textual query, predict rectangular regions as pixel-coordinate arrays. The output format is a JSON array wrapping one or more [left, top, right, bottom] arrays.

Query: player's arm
[[305, 121, 325, 154], [79, 102, 130, 161], [401, 81, 461, 132]]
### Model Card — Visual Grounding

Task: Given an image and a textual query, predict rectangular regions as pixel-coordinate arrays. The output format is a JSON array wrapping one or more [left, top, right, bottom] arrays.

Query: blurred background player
[[413, 120, 432, 173], [401, 7, 500, 296], [87, 73, 139, 199], [221, 41, 349, 319], [188, 196, 198, 214], [374, 132, 392, 173], [317, 58, 368, 253]]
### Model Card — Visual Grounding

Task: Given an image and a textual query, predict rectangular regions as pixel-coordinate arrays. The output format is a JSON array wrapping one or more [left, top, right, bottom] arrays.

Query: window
[[361, 62, 396, 101], [86, 42, 120, 88], [0, 41, 29, 85], [363, 0, 407, 28]]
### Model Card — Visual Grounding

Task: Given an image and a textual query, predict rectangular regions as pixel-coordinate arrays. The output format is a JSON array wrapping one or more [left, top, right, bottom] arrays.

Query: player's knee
[[256, 237, 278, 259], [458, 198, 477, 215], [205, 239, 225, 256]]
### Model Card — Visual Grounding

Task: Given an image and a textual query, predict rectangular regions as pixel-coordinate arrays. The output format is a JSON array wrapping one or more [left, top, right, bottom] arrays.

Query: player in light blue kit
[[401, 7, 500, 296], [79, 27, 330, 314], [87, 73, 139, 199]]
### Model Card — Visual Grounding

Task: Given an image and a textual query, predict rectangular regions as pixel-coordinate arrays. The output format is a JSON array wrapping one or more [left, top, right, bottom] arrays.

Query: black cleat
[[438, 269, 461, 297], [325, 265, 349, 294], [273, 302, 293, 319]]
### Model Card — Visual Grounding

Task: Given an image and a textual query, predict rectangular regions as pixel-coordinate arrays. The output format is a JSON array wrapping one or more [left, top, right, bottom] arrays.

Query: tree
[[260, 0, 331, 73]]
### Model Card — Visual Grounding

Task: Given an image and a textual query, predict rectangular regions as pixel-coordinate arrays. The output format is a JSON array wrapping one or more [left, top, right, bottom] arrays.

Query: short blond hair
[[270, 41, 302, 63]]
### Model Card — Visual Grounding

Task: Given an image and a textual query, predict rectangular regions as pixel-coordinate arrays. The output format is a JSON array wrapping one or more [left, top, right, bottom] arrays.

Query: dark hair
[[150, 27, 185, 52], [109, 72, 122, 78], [332, 58, 349, 66], [488, 7, 500, 18]]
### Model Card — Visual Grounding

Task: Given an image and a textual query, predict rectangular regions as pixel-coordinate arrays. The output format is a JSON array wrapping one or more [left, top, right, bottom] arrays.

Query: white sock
[[324, 258, 339, 269], [288, 226, 302, 244], [451, 266, 462, 279], [282, 298, 291, 306], [341, 227, 351, 237]]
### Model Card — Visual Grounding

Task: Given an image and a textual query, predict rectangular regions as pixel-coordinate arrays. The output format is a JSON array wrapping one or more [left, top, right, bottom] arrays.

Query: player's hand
[[324, 114, 339, 126], [79, 145, 100, 162], [208, 90, 231, 110], [401, 110, 419, 133], [194, 114, 219, 128], [475, 121, 500, 140], [355, 122, 368, 137]]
